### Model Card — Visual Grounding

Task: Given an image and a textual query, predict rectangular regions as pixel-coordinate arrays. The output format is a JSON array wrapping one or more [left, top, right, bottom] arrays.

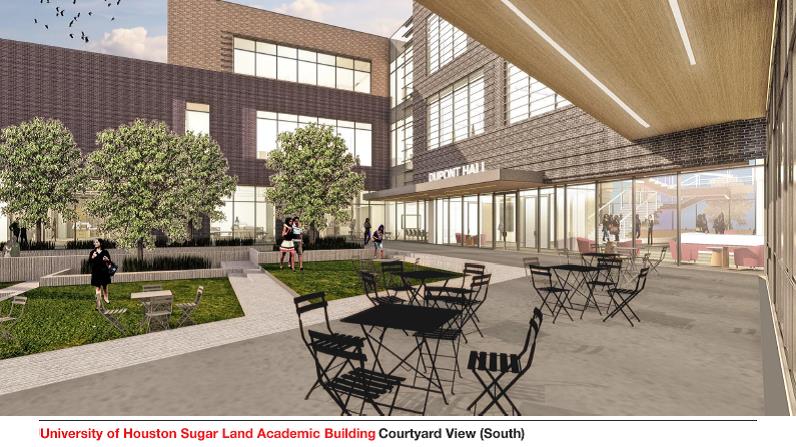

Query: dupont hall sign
[[427, 162, 486, 182]]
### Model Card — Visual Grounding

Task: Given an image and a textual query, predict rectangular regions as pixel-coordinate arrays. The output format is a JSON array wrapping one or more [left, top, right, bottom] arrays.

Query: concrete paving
[[0, 250, 763, 416]]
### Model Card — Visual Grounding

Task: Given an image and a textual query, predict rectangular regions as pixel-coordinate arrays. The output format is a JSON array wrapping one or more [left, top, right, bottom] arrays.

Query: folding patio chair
[[97, 301, 128, 335], [443, 262, 486, 288], [141, 284, 163, 292], [380, 260, 415, 301], [412, 274, 491, 396], [144, 295, 173, 332], [647, 246, 667, 275], [556, 249, 572, 264], [294, 291, 366, 400], [0, 295, 27, 341], [522, 257, 540, 276], [175, 286, 203, 327], [359, 271, 406, 305], [466, 307, 543, 416], [603, 267, 650, 327], [583, 257, 623, 317], [307, 330, 405, 415], [529, 266, 572, 323]]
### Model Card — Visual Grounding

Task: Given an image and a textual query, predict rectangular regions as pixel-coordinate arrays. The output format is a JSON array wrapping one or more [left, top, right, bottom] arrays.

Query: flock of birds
[[34, 0, 124, 44]]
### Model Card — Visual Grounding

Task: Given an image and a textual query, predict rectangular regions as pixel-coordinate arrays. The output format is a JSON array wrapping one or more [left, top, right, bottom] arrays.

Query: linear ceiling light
[[668, 0, 696, 65], [499, 0, 650, 128]]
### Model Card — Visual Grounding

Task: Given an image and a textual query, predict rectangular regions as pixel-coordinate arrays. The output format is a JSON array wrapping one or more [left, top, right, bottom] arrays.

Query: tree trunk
[[309, 223, 318, 246], [188, 219, 195, 245], [36, 220, 43, 243], [137, 238, 144, 262]]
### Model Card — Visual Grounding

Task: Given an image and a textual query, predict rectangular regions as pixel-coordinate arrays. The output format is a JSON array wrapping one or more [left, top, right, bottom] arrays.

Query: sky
[[0, 0, 412, 62]]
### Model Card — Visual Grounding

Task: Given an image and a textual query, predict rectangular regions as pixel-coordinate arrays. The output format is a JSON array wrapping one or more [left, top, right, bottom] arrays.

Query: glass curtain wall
[[463, 196, 479, 247], [634, 176, 677, 252], [679, 166, 765, 266], [539, 188, 555, 249], [555, 187, 566, 249], [519, 190, 538, 249], [598, 180, 633, 245], [479, 194, 493, 248], [565, 184, 596, 250]]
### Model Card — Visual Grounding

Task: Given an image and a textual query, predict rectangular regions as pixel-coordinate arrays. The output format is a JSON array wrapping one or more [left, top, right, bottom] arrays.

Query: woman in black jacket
[[89, 238, 112, 309]]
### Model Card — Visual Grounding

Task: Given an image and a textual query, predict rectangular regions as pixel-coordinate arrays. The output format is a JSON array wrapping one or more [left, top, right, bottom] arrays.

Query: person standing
[[292, 216, 304, 271], [89, 238, 112, 309], [634, 214, 641, 240], [9, 220, 20, 243], [647, 214, 655, 246], [373, 224, 385, 259], [601, 214, 610, 242], [363, 218, 372, 246], [279, 217, 295, 271]]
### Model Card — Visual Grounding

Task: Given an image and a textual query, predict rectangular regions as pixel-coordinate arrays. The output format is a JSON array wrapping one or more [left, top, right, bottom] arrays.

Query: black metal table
[[398, 270, 448, 305], [341, 304, 460, 414], [550, 264, 603, 318]]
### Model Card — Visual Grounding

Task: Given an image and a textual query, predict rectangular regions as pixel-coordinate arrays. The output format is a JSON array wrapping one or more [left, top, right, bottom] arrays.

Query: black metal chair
[[603, 267, 650, 327], [444, 262, 486, 288], [466, 307, 544, 416], [307, 330, 405, 415], [522, 257, 541, 277], [359, 271, 406, 306], [583, 257, 622, 317], [380, 260, 415, 300], [294, 291, 366, 400], [529, 266, 572, 323]]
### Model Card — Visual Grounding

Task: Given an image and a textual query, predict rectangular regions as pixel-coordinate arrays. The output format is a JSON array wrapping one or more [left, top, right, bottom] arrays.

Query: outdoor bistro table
[[130, 290, 173, 328], [341, 304, 460, 414], [550, 264, 603, 318], [398, 270, 448, 305]]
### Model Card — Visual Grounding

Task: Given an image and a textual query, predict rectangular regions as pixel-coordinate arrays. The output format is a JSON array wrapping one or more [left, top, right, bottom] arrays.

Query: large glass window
[[210, 186, 274, 242], [679, 166, 764, 266], [233, 37, 371, 93], [598, 180, 633, 245], [539, 188, 556, 249], [427, 71, 485, 150], [185, 103, 210, 135], [635, 176, 677, 251], [566, 184, 596, 250], [256, 111, 372, 165], [427, 14, 467, 74], [506, 63, 572, 125], [519, 189, 538, 249], [391, 116, 413, 166], [390, 44, 414, 107], [463, 195, 479, 247]]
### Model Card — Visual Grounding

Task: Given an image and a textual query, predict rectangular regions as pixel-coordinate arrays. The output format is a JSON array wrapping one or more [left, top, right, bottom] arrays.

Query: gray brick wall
[[409, 3, 766, 185]]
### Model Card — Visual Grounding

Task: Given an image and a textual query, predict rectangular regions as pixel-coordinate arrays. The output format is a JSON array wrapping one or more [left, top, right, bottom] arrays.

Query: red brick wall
[[168, 0, 391, 97]]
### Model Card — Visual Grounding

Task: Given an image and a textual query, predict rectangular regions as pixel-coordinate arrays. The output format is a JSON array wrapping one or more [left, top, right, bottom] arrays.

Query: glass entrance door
[[495, 193, 517, 249]]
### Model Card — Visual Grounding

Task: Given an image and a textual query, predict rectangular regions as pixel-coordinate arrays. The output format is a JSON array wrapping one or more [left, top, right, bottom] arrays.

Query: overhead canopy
[[364, 169, 545, 201], [417, 0, 774, 140]]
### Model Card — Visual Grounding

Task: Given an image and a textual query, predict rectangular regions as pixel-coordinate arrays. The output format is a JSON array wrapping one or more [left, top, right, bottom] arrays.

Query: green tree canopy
[[85, 119, 236, 258], [266, 123, 365, 243], [0, 117, 86, 241]]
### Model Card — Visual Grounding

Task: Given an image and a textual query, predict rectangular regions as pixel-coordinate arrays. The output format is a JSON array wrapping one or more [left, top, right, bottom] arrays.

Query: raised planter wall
[[0, 249, 248, 282], [39, 268, 225, 287], [18, 246, 254, 258], [256, 248, 375, 264]]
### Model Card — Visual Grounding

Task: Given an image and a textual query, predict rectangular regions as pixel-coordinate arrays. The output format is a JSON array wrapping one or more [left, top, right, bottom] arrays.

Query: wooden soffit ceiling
[[417, 0, 774, 140]]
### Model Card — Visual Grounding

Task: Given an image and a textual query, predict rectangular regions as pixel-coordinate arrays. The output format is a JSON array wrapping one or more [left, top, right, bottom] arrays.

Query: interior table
[[550, 264, 602, 318], [341, 304, 460, 414]]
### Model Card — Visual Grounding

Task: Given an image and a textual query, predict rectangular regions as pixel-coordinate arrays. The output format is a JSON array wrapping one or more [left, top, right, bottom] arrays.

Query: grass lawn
[[0, 278, 244, 360], [261, 260, 461, 301]]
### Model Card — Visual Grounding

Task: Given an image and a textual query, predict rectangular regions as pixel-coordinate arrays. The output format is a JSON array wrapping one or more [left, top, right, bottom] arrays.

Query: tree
[[266, 123, 365, 245], [85, 119, 236, 259], [0, 117, 86, 242]]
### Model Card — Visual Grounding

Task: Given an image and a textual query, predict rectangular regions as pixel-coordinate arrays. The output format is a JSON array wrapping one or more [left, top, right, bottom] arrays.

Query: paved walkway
[[0, 252, 526, 396], [0, 258, 764, 415]]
